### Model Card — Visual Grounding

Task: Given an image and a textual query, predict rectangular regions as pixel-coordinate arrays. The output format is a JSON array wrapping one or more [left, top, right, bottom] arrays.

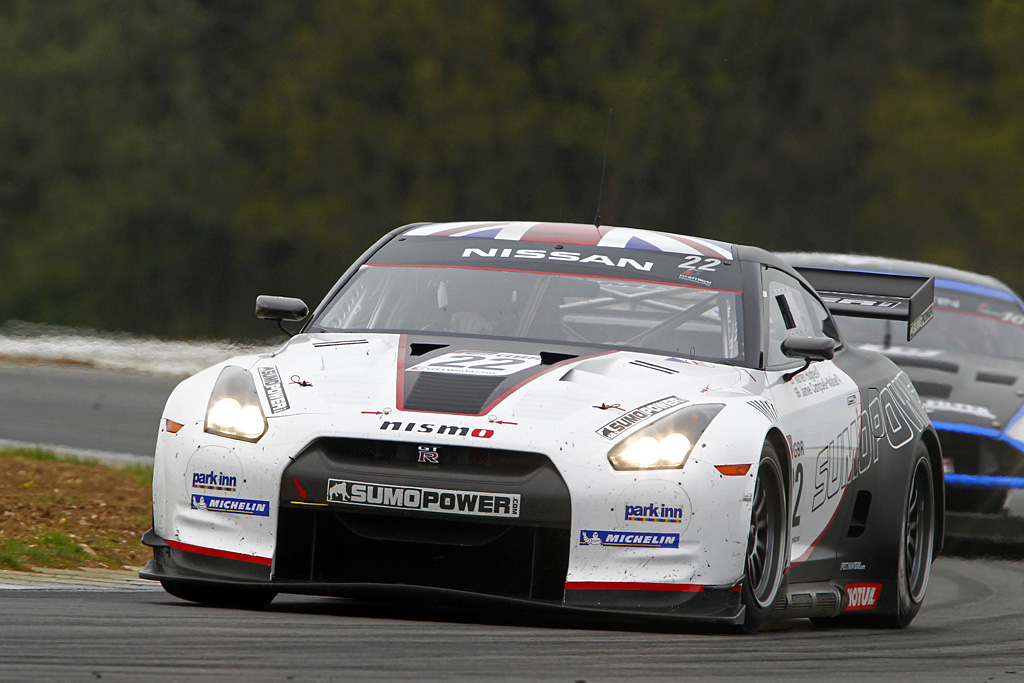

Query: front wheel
[[881, 443, 936, 628], [740, 442, 789, 633], [161, 580, 277, 609]]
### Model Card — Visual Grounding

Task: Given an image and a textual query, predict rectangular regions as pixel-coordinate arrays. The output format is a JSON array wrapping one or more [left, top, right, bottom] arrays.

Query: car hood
[[859, 343, 1024, 431], [249, 332, 759, 440]]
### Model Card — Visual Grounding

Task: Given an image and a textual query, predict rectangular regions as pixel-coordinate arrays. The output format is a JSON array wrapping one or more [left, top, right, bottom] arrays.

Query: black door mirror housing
[[780, 336, 835, 381], [256, 295, 309, 337]]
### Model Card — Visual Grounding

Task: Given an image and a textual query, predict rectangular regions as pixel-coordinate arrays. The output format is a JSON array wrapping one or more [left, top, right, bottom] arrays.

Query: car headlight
[[204, 366, 267, 442], [607, 404, 724, 471]]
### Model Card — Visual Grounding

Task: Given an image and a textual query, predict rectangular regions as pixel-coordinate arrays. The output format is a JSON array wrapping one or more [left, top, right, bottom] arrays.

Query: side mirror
[[780, 336, 835, 381], [256, 295, 308, 337]]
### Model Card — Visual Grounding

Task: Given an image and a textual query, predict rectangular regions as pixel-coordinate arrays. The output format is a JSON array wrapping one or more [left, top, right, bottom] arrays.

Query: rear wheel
[[161, 580, 277, 609], [741, 442, 788, 633], [881, 443, 935, 628]]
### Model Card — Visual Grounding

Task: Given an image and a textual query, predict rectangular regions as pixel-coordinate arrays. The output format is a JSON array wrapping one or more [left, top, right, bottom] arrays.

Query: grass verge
[[0, 447, 152, 570]]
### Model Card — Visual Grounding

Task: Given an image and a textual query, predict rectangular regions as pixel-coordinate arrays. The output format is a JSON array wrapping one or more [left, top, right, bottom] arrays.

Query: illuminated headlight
[[607, 404, 724, 471], [204, 366, 267, 442]]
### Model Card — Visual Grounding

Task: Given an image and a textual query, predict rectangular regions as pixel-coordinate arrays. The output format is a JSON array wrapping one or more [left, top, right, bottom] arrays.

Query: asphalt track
[[0, 361, 177, 459], [1, 361, 1022, 682]]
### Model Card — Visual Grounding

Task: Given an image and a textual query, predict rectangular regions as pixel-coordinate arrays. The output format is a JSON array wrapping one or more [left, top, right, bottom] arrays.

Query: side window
[[765, 269, 827, 366]]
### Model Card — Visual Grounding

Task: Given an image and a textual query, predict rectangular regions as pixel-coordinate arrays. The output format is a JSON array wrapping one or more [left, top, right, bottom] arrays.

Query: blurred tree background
[[1, 0, 1021, 339]]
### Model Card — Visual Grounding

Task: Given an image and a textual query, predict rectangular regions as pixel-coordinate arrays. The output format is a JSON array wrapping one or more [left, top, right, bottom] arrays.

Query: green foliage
[[863, 0, 1024, 290], [3, 0, 1024, 338], [0, 532, 91, 571], [0, 448, 153, 483]]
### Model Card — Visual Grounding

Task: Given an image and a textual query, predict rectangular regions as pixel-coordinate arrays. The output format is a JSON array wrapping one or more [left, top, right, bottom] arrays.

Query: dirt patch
[[0, 353, 96, 369], [0, 451, 151, 570]]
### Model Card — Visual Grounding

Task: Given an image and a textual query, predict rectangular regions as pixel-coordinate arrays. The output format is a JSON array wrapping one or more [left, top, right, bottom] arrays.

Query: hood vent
[[976, 370, 1017, 386], [892, 356, 959, 373], [410, 342, 448, 357], [912, 381, 953, 399], [404, 373, 504, 414]]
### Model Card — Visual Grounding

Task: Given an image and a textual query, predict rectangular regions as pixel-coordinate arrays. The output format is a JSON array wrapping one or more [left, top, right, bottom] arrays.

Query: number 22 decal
[[678, 256, 723, 271], [408, 351, 542, 376]]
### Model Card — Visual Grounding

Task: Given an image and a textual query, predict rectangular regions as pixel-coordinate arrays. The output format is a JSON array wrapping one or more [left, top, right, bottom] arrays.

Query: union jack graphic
[[404, 222, 733, 260]]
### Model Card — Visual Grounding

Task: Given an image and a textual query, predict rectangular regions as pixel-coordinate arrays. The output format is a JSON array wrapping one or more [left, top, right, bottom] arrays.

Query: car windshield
[[313, 264, 745, 362], [838, 285, 1024, 360]]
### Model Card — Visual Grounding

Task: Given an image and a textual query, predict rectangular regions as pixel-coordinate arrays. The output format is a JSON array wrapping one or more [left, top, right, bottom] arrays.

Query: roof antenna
[[594, 108, 612, 227]]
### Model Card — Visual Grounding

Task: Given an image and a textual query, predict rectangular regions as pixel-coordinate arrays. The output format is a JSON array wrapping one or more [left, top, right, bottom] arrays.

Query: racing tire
[[740, 442, 788, 634], [161, 580, 277, 609], [879, 443, 936, 629]]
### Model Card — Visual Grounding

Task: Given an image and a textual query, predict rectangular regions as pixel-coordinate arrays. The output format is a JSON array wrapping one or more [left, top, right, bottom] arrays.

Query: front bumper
[[935, 426, 1024, 543], [144, 433, 748, 622]]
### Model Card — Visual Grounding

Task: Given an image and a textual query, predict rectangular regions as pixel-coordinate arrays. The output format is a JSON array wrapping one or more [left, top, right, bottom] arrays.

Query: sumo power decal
[[326, 479, 520, 518]]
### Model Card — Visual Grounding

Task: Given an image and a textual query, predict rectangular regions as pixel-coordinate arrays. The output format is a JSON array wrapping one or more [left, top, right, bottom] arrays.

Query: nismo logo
[[462, 248, 653, 271]]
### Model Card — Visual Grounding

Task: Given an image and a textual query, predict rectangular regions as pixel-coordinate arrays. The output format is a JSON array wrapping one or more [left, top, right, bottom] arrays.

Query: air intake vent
[[404, 373, 504, 414], [790, 593, 813, 611], [976, 370, 1017, 386], [815, 591, 838, 611]]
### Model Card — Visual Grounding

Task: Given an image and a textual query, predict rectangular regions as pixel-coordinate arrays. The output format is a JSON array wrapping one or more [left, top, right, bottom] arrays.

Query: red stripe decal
[[167, 540, 272, 566], [564, 581, 706, 592], [397, 347, 615, 416], [368, 264, 741, 294], [396, 334, 408, 410]]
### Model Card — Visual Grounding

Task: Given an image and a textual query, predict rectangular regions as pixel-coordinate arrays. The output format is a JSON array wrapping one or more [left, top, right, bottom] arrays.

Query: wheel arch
[[764, 427, 791, 501], [919, 427, 945, 556]]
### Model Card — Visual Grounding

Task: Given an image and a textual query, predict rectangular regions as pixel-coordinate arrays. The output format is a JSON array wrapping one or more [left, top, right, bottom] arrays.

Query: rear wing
[[793, 267, 934, 341]]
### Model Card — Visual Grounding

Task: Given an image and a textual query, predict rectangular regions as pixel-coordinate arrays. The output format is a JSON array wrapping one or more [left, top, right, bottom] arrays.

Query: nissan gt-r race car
[[141, 221, 943, 632], [784, 252, 1024, 545]]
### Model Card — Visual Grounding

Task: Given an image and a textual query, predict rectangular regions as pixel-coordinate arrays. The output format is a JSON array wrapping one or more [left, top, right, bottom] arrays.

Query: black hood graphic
[[397, 336, 606, 415]]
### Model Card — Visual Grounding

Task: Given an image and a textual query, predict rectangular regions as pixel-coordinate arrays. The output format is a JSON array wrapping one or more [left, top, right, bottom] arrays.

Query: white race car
[[141, 221, 943, 632]]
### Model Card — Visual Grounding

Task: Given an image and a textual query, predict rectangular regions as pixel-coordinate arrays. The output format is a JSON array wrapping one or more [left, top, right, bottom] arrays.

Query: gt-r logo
[[418, 446, 439, 463], [845, 583, 882, 611]]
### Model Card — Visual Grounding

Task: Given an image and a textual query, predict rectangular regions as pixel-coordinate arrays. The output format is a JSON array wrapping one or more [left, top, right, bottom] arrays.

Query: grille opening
[[941, 431, 1023, 513], [941, 432, 1024, 477], [847, 491, 872, 538], [275, 508, 569, 601]]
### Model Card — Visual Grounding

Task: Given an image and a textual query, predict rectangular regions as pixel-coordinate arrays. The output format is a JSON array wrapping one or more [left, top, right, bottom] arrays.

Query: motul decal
[[845, 583, 882, 611]]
